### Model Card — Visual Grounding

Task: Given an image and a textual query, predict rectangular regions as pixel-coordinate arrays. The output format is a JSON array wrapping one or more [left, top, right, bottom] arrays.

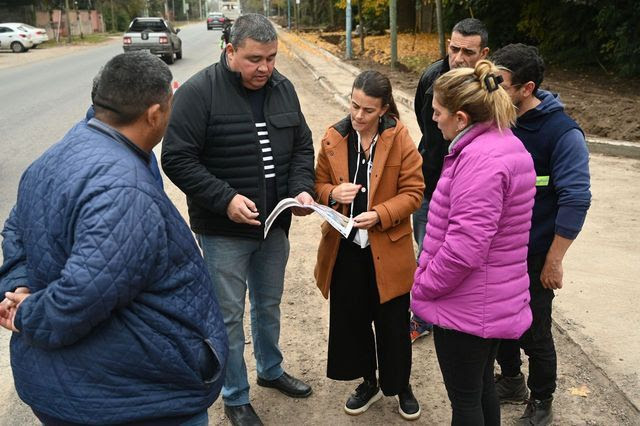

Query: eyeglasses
[[501, 83, 523, 91]]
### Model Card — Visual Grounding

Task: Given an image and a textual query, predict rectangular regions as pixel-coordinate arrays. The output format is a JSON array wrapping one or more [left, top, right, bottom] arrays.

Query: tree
[[444, 0, 640, 76]]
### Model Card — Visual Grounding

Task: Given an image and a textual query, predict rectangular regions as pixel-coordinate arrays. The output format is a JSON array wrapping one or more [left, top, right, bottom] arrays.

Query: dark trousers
[[327, 239, 412, 396], [496, 252, 557, 400], [434, 327, 500, 426]]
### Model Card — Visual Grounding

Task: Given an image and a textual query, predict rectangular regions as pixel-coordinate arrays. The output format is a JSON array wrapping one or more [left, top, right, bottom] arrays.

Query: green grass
[[38, 33, 113, 48]]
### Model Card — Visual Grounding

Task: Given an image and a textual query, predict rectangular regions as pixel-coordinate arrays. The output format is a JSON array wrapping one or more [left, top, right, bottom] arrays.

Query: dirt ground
[[296, 31, 640, 143], [158, 43, 640, 425]]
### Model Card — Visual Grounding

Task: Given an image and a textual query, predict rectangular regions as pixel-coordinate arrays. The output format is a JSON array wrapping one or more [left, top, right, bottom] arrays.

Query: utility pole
[[345, 0, 352, 59], [75, 0, 83, 39], [65, 0, 72, 43], [287, 0, 291, 29], [390, 0, 397, 69], [199, 0, 203, 19], [358, 0, 364, 53], [110, 0, 116, 32], [435, 0, 445, 58]]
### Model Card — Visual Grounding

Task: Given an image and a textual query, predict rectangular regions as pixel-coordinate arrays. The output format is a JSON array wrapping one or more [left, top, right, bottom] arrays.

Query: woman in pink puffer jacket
[[411, 60, 535, 426]]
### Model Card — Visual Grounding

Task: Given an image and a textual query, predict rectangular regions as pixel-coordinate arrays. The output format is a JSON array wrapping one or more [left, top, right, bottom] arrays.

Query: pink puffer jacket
[[411, 123, 535, 339]]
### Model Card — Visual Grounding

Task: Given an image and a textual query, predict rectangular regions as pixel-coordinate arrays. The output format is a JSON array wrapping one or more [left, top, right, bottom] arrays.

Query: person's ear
[[380, 104, 389, 117], [522, 81, 536, 98], [455, 110, 470, 131], [146, 103, 163, 129], [225, 42, 235, 60], [480, 47, 490, 59]]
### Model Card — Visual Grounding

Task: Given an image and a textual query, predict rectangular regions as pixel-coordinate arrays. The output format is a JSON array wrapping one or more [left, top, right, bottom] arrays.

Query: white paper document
[[264, 197, 354, 239]]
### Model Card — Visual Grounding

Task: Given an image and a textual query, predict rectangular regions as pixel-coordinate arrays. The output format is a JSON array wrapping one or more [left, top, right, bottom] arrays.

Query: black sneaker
[[344, 380, 382, 415], [517, 398, 553, 426], [397, 384, 421, 420], [495, 372, 529, 404]]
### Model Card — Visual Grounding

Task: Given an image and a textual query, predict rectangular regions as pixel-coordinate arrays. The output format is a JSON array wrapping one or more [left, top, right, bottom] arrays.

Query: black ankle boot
[[517, 397, 553, 425]]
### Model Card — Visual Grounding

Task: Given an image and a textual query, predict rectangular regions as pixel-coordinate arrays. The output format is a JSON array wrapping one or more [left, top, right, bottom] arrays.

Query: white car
[[0, 22, 34, 52], [14, 23, 49, 47]]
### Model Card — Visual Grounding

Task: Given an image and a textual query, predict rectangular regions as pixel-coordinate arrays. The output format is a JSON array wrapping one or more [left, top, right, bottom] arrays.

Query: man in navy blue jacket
[[0, 52, 228, 425], [491, 44, 592, 426]]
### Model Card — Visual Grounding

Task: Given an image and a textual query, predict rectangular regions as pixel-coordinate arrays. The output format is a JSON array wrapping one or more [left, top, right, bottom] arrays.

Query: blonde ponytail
[[434, 59, 516, 131]]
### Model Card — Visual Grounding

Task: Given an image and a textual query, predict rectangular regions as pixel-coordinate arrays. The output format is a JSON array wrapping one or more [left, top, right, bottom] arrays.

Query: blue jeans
[[412, 196, 429, 254], [197, 228, 290, 406], [411, 197, 431, 329]]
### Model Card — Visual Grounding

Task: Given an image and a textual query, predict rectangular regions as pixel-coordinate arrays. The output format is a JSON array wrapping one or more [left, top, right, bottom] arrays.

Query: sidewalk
[[278, 28, 640, 160], [277, 26, 640, 413]]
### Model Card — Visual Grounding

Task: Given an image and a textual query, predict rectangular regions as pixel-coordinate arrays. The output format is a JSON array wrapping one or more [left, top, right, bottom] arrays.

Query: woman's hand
[[330, 183, 362, 205], [353, 211, 380, 229]]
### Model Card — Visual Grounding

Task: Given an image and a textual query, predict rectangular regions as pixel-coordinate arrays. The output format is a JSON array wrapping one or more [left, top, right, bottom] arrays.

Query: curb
[[552, 315, 640, 413], [278, 30, 349, 110], [278, 28, 640, 160]]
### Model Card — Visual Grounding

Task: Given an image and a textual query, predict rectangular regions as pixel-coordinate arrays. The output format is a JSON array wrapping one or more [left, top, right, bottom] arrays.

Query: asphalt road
[[0, 22, 222, 228], [0, 22, 224, 424]]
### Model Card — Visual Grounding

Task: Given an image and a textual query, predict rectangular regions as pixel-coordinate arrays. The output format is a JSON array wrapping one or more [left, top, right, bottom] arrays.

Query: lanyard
[[350, 131, 378, 219]]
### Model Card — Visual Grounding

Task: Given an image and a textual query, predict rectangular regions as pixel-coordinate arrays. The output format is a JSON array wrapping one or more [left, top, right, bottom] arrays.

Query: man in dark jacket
[[491, 44, 591, 426], [410, 18, 489, 342], [0, 52, 228, 425], [162, 13, 315, 426]]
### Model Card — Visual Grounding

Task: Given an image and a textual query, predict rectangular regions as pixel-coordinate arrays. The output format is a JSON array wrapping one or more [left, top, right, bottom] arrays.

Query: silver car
[[123, 18, 182, 64]]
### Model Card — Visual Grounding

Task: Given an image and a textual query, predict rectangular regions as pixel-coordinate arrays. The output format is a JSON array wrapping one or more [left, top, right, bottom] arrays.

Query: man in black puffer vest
[[162, 13, 315, 426]]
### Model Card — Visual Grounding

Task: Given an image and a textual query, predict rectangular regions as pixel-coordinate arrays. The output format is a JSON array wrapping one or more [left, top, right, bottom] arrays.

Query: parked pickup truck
[[123, 17, 182, 64]]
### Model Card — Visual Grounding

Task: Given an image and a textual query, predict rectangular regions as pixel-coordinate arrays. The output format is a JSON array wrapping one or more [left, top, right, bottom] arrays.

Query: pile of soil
[[298, 31, 640, 142]]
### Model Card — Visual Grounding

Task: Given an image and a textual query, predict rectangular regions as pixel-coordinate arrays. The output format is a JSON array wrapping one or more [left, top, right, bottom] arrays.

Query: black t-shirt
[[346, 130, 377, 242]]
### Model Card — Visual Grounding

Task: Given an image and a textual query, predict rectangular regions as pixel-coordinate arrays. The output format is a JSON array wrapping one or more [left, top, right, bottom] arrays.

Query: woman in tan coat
[[314, 70, 424, 420]]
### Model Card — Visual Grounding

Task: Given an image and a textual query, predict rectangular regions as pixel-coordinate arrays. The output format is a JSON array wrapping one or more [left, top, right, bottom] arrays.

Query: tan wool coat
[[314, 116, 425, 303]]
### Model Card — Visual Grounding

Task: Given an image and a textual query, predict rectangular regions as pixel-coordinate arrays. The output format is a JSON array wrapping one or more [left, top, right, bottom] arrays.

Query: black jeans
[[327, 239, 412, 396], [434, 326, 500, 426], [496, 252, 557, 400]]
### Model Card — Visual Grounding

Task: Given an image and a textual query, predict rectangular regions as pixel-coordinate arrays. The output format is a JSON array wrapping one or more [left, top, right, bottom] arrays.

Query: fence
[[35, 9, 105, 41]]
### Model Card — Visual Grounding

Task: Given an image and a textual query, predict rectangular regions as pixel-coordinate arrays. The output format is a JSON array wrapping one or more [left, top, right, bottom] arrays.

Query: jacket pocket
[[198, 338, 223, 384], [268, 112, 300, 128], [387, 223, 412, 242]]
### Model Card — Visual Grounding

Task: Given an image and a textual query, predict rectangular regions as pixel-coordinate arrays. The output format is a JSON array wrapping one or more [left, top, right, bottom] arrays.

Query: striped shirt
[[256, 122, 276, 180]]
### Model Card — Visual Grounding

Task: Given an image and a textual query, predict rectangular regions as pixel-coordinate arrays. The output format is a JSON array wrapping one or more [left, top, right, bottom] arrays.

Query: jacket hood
[[331, 114, 398, 139], [519, 89, 565, 123]]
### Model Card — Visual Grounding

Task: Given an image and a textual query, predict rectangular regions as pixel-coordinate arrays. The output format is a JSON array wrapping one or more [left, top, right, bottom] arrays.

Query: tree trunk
[[328, 0, 334, 27], [358, 0, 364, 53]]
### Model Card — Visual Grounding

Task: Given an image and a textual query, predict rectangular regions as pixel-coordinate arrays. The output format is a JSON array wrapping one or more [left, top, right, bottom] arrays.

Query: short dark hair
[[452, 18, 488, 48], [491, 43, 545, 95], [230, 13, 277, 48], [93, 52, 172, 125]]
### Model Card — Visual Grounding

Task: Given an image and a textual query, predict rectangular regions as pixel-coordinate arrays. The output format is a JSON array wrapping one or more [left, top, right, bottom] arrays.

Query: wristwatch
[[328, 189, 338, 207]]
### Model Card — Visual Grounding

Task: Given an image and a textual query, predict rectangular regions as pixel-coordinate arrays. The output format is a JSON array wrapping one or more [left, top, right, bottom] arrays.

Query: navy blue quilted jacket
[[0, 118, 228, 424]]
